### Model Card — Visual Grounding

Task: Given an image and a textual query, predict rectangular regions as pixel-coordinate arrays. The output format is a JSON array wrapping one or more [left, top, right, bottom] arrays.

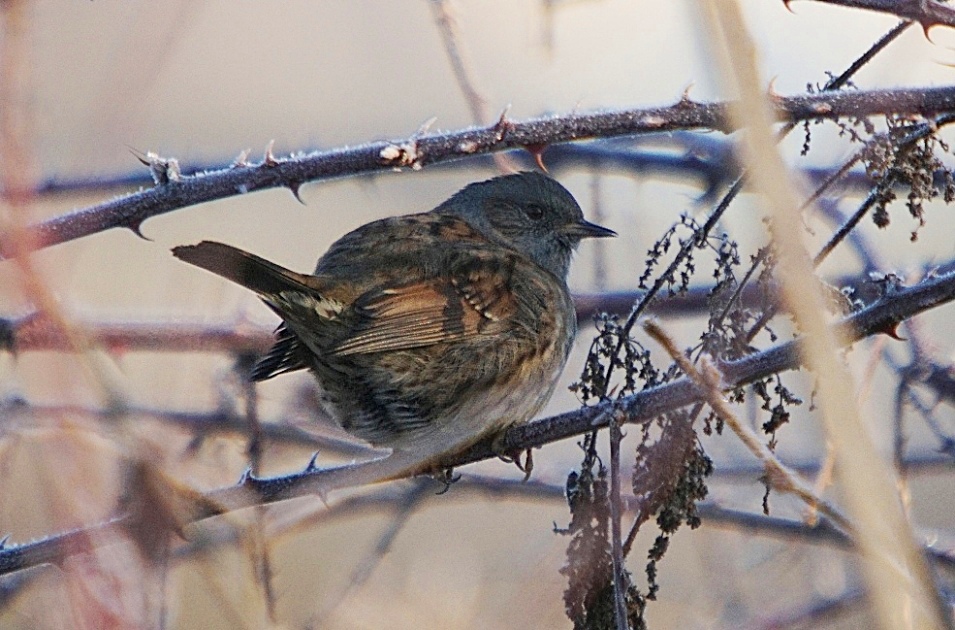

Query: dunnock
[[173, 171, 614, 490]]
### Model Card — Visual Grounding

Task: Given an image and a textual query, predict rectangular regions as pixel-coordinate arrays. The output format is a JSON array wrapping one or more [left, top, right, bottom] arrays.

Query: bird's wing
[[330, 250, 521, 356]]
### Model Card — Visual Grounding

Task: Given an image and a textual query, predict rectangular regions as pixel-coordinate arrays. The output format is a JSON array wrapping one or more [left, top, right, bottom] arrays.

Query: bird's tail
[[173, 240, 318, 381], [172, 240, 314, 298]]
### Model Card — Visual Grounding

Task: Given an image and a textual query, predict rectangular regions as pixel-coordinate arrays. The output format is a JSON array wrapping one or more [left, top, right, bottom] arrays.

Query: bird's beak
[[563, 220, 617, 239]]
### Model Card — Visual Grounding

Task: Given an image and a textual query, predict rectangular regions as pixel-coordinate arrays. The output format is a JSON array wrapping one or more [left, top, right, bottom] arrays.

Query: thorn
[[127, 145, 149, 166], [305, 451, 321, 472], [414, 116, 438, 138], [288, 182, 305, 205], [126, 219, 151, 241], [767, 76, 782, 100], [494, 105, 514, 142], [523, 143, 548, 172], [921, 21, 935, 43], [233, 149, 252, 168], [237, 466, 253, 485], [782, 0, 794, 13], [881, 322, 906, 341], [680, 82, 695, 104], [0, 534, 9, 549], [264, 140, 278, 167]]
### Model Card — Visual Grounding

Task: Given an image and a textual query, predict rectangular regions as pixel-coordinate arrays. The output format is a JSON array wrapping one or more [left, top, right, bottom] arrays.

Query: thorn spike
[[289, 182, 305, 205], [127, 221, 151, 241], [305, 451, 321, 471], [264, 140, 278, 167]]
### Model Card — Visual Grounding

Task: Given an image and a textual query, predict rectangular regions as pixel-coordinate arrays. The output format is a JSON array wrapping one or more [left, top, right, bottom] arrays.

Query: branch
[[15, 139, 941, 207], [1, 271, 953, 578], [0, 313, 272, 353], [798, 0, 955, 31], [8, 85, 955, 258], [208, 270, 955, 507], [0, 401, 372, 455]]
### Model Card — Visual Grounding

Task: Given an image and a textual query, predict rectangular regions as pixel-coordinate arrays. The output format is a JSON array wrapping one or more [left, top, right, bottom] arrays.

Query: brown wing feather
[[331, 255, 518, 357]]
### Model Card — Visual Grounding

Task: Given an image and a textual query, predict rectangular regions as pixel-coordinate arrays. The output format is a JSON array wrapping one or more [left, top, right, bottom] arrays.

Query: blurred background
[[0, 1, 953, 628]]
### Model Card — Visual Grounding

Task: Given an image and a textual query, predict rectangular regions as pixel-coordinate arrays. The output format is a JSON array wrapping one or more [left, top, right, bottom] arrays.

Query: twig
[[711, 18, 913, 341], [311, 483, 430, 627], [12, 258, 951, 354], [14, 138, 942, 205], [0, 399, 373, 456], [608, 415, 629, 630], [429, 0, 519, 174], [0, 314, 272, 353], [744, 589, 866, 630]]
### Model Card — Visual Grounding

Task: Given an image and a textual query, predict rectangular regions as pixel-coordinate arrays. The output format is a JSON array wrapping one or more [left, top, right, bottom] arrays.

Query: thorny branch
[[797, 0, 955, 31], [6, 85, 955, 257], [1, 269, 953, 578]]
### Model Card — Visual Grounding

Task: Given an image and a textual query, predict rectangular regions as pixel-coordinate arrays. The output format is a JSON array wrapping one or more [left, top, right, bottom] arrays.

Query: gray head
[[436, 171, 615, 279]]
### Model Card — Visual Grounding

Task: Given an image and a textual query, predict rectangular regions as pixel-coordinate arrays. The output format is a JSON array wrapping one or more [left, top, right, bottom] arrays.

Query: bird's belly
[[381, 343, 567, 454], [310, 336, 568, 456]]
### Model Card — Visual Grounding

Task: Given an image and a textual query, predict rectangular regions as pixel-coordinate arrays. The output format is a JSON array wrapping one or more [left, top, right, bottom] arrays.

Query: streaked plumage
[[173, 171, 614, 469]]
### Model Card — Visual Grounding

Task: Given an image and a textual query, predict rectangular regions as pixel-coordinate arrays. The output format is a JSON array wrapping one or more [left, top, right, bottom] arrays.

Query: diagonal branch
[[7, 85, 955, 258]]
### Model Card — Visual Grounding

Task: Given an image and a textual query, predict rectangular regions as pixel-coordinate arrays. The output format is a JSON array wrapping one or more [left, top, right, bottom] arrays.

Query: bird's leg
[[491, 431, 535, 481]]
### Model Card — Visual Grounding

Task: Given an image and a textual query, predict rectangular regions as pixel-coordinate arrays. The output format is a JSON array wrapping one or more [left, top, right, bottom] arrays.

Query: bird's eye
[[524, 203, 544, 220]]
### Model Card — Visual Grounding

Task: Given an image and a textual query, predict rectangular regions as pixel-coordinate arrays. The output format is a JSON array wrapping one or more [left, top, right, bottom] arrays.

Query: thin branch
[[444, 270, 955, 470], [0, 400, 372, 456], [823, 20, 913, 89], [607, 416, 629, 630], [0, 314, 272, 353], [8, 85, 955, 258], [311, 483, 430, 627], [745, 589, 866, 630]]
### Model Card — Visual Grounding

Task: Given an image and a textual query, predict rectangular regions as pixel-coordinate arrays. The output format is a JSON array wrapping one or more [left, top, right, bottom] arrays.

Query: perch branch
[[0, 272, 953, 578]]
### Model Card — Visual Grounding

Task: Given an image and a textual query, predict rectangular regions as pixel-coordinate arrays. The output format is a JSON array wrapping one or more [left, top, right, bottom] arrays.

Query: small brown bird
[[173, 171, 614, 491]]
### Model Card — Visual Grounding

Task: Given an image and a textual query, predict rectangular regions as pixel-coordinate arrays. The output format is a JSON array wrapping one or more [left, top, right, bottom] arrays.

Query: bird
[[172, 171, 615, 493]]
